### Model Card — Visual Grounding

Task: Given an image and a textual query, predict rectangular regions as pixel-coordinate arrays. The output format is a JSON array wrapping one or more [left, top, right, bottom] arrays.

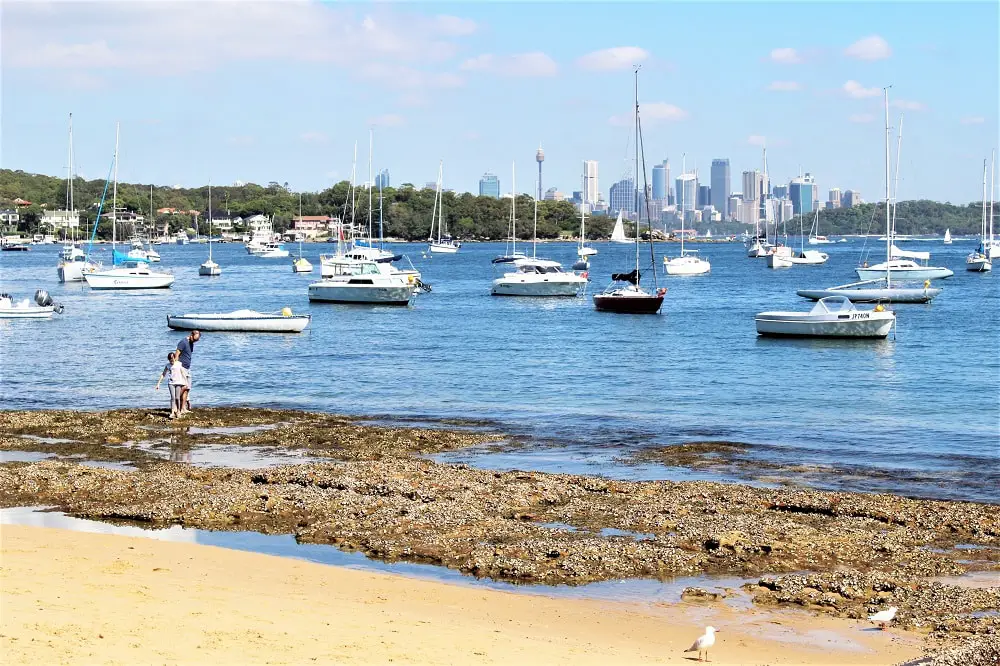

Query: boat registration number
[[850, 313, 871, 320]]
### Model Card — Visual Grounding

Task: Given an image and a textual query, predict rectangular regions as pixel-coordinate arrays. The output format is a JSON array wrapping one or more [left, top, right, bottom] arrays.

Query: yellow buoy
[[874, 304, 885, 312], [281, 307, 292, 317]]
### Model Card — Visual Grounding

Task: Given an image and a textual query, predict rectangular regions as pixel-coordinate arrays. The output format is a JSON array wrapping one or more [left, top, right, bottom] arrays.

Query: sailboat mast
[[883, 87, 892, 286], [378, 177, 384, 250], [367, 130, 373, 247], [579, 173, 586, 250], [982, 159, 989, 242], [67, 113, 74, 242], [112, 122, 120, 250], [437, 162, 444, 243], [208, 182, 213, 260], [299, 192, 303, 255], [680, 154, 686, 255], [892, 114, 904, 240], [990, 150, 996, 246], [532, 181, 538, 259], [149, 185, 154, 247], [511, 161, 517, 256], [633, 67, 640, 276]]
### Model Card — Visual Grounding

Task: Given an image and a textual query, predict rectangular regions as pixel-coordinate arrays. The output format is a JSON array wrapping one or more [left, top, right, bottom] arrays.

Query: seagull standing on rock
[[868, 606, 898, 630], [684, 626, 718, 662]]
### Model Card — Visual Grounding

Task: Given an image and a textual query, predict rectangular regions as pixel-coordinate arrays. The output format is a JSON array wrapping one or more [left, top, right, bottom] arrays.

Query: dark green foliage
[[793, 200, 986, 236]]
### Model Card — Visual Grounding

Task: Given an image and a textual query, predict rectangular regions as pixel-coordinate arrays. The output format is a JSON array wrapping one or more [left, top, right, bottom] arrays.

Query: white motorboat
[[250, 241, 289, 258], [308, 257, 414, 305], [664, 155, 710, 276], [167, 309, 310, 333], [801, 91, 943, 304], [856, 253, 954, 281], [492, 257, 587, 296], [58, 249, 101, 282], [756, 296, 895, 338], [788, 250, 829, 265], [175, 232, 190, 245], [943, 229, 952, 244], [145, 247, 161, 262], [808, 236, 834, 245], [0, 291, 64, 319], [609, 210, 631, 243], [767, 252, 793, 269], [967, 154, 994, 272], [291, 194, 313, 273]]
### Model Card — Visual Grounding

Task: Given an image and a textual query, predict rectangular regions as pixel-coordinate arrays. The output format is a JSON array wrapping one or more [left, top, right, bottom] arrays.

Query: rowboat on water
[[166, 309, 311, 333]]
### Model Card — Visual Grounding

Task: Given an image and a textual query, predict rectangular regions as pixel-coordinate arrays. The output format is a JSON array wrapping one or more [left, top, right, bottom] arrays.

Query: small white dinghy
[[0, 290, 65, 319], [166, 309, 310, 333], [756, 296, 895, 338]]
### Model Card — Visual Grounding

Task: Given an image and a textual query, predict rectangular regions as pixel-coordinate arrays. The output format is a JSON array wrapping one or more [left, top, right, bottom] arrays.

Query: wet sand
[[1, 524, 923, 665]]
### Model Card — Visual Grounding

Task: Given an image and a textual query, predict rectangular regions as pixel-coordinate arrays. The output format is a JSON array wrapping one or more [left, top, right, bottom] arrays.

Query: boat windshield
[[811, 296, 855, 314], [325, 260, 380, 276], [513, 260, 563, 274]]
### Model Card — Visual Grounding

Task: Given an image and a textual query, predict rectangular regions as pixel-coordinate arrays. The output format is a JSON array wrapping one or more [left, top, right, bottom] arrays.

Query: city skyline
[[2, 2, 997, 204]]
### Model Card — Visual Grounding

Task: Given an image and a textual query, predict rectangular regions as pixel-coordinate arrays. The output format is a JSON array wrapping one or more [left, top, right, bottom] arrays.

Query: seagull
[[868, 606, 898, 630], [685, 626, 718, 662]]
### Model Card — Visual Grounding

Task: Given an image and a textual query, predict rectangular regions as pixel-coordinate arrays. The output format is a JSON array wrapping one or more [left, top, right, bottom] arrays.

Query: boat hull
[[57, 261, 96, 282], [308, 283, 413, 306], [755, 312, 895, 338], [84, 271, 174, 289], [491, 276, 586, 297], [796, 287, 941, 303], [0, 306, 55, 319], [428, 243, 459, 254], [166, 314, 310, 333], [856, 267, 954, 280], [966, 258, 993, 272], [767, 254, 793, 269], [664, 258, 711, 275], [593, 294, 664, 314]]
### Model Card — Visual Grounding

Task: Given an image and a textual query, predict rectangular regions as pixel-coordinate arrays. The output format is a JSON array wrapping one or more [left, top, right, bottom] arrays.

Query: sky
[[2, 1, 998, 204]]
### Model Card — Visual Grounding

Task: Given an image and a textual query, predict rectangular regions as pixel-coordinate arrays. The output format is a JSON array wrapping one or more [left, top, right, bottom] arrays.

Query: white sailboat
[[492, 161, 528, 263], [664, 154, 711, 276], [576, 175, 597, 261], [807, 207, 834, 245], [943, 228, 952, 244], [967, 154, 994, 272], [427, 162, 460, 254], [85, 124, 175, 290], [798, 90, 941, 304], [788, 208, 829, 265], [609, 210, 630, 244], [292, 193, 313, 273], [57, 113, 102, 282], [199, 182, 222, 276], [492, 181, 587, 297]]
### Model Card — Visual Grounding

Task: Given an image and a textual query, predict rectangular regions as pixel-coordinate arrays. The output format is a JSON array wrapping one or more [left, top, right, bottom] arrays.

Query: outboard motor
[[35, 289, 65, 314], [35, 290, 53, 307]]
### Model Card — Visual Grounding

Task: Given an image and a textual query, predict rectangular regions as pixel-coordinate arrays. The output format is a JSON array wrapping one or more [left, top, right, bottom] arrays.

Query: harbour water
[[1, 239, 997, 502]]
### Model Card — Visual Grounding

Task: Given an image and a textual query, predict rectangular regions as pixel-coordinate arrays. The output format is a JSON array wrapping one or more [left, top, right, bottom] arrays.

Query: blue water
[[1, 239, 997, 502]]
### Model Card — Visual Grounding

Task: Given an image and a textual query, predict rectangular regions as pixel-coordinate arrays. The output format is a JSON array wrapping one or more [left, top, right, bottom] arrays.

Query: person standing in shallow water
[[175, 330, 200, 414]]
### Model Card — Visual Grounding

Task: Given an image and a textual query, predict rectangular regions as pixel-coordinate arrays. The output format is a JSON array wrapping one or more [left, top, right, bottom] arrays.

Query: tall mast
[[349, 141, 357, 246], [437, 162, 444, 242], [511, 160, 517, 256], [378, 172, 384, 249], [67, 113, 74, 242], [112, 122, 120, 250], [633, 66, 640, 276], [990, 150, 995, 246], [982, 159, 989, 243], [367, 129, 373, 246], [883, 87, 892, 287], [761, 145, 769, 245], [208, 181, 213, 260], [149, 185, 154, 246], [680, 154, 686, 255], [892, 114, 904, 239], [532, 180, 538, 258], [299, 191, 303, 255]]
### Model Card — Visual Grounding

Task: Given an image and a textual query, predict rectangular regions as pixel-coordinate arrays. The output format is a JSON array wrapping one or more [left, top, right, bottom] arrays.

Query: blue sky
[[2, 1, 997, 204]]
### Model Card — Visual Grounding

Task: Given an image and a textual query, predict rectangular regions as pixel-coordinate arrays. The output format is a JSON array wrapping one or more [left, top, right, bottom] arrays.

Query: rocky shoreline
[[1, 408, 998, 654]]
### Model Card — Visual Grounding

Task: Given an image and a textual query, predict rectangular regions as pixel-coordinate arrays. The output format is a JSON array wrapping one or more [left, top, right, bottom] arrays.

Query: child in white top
[[155, 351, 189, 418]]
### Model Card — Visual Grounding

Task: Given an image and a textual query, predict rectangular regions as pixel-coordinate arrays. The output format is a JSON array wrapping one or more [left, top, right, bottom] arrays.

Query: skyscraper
[[651, 160, 669, 201], [675, 173, 697, 213], [609, 178, 635, 216], [697, 185, 711, 208], [789, 173, 816, 215], [374, 168, 390, 189], [479, 172, 500, 199], [828, 188, 841, 208], [742, 170, 763, 203], [583, 160, 599, 204], [535, 145, 545, 201], [710, 159, 730, 218]]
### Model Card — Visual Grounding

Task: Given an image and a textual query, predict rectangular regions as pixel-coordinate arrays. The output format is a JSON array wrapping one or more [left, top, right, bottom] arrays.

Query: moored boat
[[0, 291, 64, 319], [755, 296, 895, 338], [166, 309, 310, 333]]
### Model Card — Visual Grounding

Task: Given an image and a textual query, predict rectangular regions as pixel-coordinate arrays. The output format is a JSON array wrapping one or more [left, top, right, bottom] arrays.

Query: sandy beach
[[1, 524, 924, 665]]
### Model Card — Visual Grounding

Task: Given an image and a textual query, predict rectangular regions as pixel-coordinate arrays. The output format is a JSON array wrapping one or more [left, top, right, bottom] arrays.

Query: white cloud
[[892, 99, 926, 111], [845, 35, 892, 61], [368, 114, 405, 127], [849, 113, 875, 123], [461, 52, 558, 77], [576, 47, 649, 71], [300, 132, 329, 144], [961, 116, 986, 125], [766, 81, 802, 92], [843, 80, 881, 99], [768, 47, 803, 64], [609, 102, 688, 126], [4, 2, 476, 85], [747, 135, 767, 147]]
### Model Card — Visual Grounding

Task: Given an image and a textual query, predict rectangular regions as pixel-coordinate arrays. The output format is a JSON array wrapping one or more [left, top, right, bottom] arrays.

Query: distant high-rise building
[[652, 160, 669, 201], [742, 170, 764, 204], [609, 178, 635, 215], [710, 159, 731, 218], [697, 185, 711, 208], [675, 173, 698, 213], [583, 160, 599, 204], [728, 195, 742, 220], [789, 173, 816, 215], [544, 187, 565, 202], [479, 172, 500, 199], [374, 168, 390, 189], [536, 145, 545, 201], [842, 190, 861, 207], [772, 184, 788, 199], [828, 188, 841, 208]]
